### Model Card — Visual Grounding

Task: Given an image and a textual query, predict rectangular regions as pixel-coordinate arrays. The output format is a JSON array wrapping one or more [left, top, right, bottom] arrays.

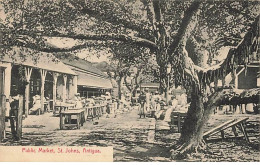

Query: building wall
[[0, 62, 12, 116], [238, 67, 258, 89]]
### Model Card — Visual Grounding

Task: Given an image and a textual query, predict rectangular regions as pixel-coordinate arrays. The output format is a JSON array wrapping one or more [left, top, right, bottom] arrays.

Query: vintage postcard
[[0, 0, 259, 162]]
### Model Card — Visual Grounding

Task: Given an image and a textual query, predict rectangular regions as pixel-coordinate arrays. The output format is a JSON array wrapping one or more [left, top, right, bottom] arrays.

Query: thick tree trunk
[[171, 83, 219, 159]]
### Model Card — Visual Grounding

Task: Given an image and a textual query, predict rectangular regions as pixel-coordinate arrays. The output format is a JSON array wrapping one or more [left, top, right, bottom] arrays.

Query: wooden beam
[[63, 74, 67, 102], [53, 72, 59, 111], [24, 67, 32, 117], [40, 69, 47, 113], [0, 67, 6, 142], [203, 117, 249, 140], [203, 119, 236, 138]]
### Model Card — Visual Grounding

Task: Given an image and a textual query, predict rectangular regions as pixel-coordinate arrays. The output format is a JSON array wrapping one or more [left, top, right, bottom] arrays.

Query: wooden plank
[[204, 117, 249, 140], [203, 119, 236, 138], [216, 117, 249, 134]]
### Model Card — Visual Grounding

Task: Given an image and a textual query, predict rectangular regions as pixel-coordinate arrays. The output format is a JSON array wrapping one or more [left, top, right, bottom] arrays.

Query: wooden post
[[24, 67, 32, 117], [53, 72, 59, 111], [232, 126, 238, 137], [240, 122, 250, 143], [0, 95, 6, 142], [231, 68, 237, 89], [60, 113, 63, 130], [177, 113, 181, 133], [220, 130, 225, 139], [0, 67, 6, 142], [40, 69, 47, 113], [16, 95, 23, 140], [63, 74, 67, 102]]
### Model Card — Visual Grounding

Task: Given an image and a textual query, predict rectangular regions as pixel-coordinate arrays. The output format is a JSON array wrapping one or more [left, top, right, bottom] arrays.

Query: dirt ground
[[1, 107, 259, 162]]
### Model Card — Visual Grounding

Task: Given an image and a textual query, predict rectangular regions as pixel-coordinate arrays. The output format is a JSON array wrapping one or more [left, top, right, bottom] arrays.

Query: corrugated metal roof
[[76, 70, 113, 89], [59, 54, 108, 78], [1, 47, 76, 75]]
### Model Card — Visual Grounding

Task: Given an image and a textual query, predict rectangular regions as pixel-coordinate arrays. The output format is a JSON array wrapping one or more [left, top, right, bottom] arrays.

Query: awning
[[0, 47, 76, 75], [76, 71, 113, 89]]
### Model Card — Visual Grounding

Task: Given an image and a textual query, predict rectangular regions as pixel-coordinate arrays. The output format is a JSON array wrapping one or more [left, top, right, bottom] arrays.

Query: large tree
[[1, 0, 259, 159]]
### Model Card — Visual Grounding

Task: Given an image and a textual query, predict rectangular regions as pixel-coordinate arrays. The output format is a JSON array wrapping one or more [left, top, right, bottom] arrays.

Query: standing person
[[154, 99, 161, 119], [9, 95, 19, 140], [138, 99, 147, 118], [138, 90, 146, 118], [150, 94, 157, 118], [145, 88, 150, 114]]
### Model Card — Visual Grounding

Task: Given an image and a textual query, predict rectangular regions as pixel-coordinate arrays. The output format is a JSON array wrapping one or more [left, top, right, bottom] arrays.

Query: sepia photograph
[[0, 0, 259, 162]]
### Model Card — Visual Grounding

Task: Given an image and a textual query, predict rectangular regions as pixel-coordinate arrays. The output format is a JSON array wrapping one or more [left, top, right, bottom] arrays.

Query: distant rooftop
[[58, 54, 108, 78]]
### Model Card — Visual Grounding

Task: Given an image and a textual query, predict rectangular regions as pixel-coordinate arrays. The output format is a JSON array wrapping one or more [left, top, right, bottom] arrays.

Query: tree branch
[[124, 75, 132, 92], [196, 15, 259, 86], [43, 33, 158, 51], [168, 1, 201, 55], [3, 30, 158, 52], [68, 0, 152, 40]]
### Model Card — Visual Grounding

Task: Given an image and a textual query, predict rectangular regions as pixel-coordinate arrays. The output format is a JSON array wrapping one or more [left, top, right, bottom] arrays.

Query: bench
[[60, 109, 85, 130], [203, 117, 250, 143], [155, 111, 187, 133], [54, 103, 75, 116]]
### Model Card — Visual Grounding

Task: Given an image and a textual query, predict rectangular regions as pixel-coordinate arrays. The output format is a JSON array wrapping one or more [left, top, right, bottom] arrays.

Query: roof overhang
[[1, 47, 76, 75], [76, 70, 112, 89]]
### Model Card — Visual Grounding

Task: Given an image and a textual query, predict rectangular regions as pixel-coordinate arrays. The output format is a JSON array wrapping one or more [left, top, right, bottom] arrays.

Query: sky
[[46, 37, 231, 65], [46, 37, 110, 63]]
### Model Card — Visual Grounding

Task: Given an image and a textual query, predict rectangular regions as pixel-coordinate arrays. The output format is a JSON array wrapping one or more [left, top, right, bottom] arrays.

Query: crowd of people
[[137, 88, 189, 120], [13, 88, 189, 123], [26, 91, 132, 116]]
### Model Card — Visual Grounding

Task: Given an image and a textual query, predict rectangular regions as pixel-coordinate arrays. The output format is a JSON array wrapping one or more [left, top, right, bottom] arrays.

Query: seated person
[[29, 95, 42, 115], [155, 100, 164, 120], [73, 93, 83, 109]]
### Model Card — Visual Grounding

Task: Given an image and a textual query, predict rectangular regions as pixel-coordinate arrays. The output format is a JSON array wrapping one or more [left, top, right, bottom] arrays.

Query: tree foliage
[[1, 0, 259, 159]]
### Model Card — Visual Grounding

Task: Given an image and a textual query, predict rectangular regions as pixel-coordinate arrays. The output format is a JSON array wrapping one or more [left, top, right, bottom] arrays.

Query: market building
[[0, 48, 77, 117], [59, 55, 113, 98], [0, 48, 113, 118]]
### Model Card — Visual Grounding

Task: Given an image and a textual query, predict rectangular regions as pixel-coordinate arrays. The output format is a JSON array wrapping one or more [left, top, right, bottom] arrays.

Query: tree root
[[170, 140, 208, 160]]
